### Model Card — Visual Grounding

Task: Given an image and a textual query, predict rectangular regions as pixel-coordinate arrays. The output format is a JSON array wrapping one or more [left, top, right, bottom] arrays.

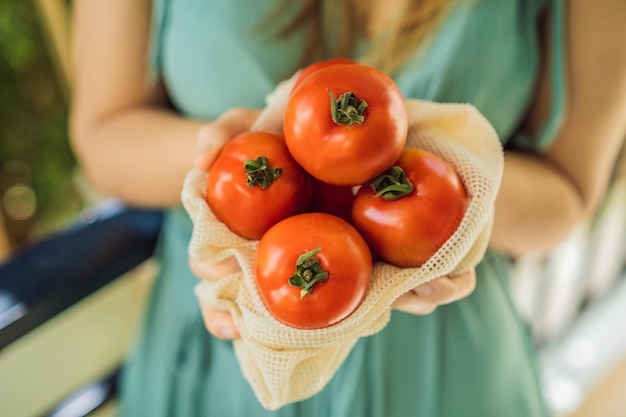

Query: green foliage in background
[[0, 0, 83, 248]]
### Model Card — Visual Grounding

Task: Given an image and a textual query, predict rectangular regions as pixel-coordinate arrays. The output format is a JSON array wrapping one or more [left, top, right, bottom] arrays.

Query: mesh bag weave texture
[[181, 75, 504, 410]]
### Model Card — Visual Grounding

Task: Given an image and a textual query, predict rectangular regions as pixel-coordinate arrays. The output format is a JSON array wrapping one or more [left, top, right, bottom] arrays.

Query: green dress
[[119, 0, 566, 416]]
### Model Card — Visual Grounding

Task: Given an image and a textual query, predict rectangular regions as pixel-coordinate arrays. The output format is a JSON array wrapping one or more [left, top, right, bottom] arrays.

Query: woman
[[70, 0, 626, 416]]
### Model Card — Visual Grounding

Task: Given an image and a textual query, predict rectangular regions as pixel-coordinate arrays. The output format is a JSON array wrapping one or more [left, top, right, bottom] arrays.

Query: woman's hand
[[190, 256, 242, 340], [189, 107, 260, 340], [391, 269, 476, 315]]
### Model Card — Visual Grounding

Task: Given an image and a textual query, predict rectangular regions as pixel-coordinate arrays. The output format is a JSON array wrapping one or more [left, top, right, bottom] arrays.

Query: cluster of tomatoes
[[205, 59, 468, 330]]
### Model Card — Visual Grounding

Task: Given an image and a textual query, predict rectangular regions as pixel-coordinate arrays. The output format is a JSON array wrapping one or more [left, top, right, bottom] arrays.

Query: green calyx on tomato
[[244, 156, 282, 189], [369, 166, 414, 200], [288, 247, 329, 299], [328, 89, 368, 127]]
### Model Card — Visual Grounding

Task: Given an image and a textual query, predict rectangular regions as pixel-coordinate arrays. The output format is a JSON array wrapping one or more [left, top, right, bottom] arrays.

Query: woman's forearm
[[71, 105, 206, 208], [491, 0, 626, 258], [489, 150, 585, 257], [70, 0, 208, 208]]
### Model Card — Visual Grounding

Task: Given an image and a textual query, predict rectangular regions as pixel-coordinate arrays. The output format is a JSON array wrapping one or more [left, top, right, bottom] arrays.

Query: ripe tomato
[[308, 178, 355, 223], [291, 58, 356, 93], [283, 63, 408, 186], [254, 212, 372, 330], [352, 148, 468, 268], [206, 131, 312, 240]]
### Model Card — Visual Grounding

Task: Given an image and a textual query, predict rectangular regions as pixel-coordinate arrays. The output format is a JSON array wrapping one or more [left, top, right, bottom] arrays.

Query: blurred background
[[0, 0, 83, 259], [0, 1, 625, 417]]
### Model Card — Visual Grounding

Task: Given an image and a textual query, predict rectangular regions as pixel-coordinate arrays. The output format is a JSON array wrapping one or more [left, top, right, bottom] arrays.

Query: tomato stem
[[328, 89, 368, 127], [369, 166, 413, 200], [288, 247, 329, 299], [244, 156, 282, 189]]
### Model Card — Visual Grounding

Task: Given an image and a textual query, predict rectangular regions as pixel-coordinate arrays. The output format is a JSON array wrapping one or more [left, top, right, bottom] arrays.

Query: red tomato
[[352, 148, 468, 268], [291, 58, 357, 93], [308, 178, 355, 223], [206, 131, 312, 240], [254, 212, 372, 330], [283, 63, 408, 186]]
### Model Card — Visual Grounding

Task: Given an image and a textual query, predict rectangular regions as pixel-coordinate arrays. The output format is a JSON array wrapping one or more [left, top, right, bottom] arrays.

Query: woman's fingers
[[392, 269, 476, 315], [415, 269, 476, 305], [391, 291, 439, 315], [189, 256, 241, 281], [198, 301, 240, 340], [189, 256, 242, 340]]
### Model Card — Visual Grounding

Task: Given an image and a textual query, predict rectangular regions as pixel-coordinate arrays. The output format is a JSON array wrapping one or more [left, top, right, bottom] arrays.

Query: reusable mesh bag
[[181, 75, 504, 410]]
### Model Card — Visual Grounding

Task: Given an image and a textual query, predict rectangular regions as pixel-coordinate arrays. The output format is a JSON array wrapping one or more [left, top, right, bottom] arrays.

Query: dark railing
[[0, 200, 163, 350]]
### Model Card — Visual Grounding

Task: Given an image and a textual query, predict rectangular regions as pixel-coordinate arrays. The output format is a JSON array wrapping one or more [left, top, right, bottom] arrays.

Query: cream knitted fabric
[[181, 76, 504, 410]]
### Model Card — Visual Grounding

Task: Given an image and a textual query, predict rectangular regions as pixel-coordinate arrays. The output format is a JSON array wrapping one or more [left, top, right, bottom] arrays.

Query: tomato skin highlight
[[283, 63, 408, 186], [291, 58, 357, 93], [206, 131, 312, 240], [254, 212, 372, 330], [352, 148, 469, 268]]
